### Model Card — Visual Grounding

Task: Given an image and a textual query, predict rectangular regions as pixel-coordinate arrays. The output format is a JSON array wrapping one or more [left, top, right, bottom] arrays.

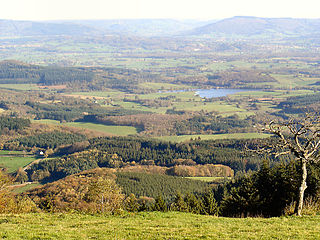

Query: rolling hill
[[188, 16, 320, 37], [0, 19, 100, 37], [60, 19, 213, 36], [2, 17, 320, 39]]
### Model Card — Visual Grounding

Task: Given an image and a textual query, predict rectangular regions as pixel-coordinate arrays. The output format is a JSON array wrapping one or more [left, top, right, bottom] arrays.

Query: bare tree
[[264, 114, 320, 216]]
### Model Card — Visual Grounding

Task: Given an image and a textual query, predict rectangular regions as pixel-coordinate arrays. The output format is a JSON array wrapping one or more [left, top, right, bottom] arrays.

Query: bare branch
[[260, 114, 320, 215], [274, 151, 292, 158], [306, 139, 320, 159]]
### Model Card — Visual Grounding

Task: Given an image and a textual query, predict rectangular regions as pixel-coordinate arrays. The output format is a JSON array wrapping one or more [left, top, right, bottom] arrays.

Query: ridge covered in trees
[[0, 60, 161, 92], [24, 136, 276, 183]]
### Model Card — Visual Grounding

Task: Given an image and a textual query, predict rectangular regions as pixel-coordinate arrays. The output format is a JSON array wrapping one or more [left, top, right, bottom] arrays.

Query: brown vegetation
[[167, 164, 234, 177], [0, 171, 37, 213], [98, 113, 190, 136], [38, 85, 67, 90], [27, 168, 124, 213], [117, 163, 234, 177]]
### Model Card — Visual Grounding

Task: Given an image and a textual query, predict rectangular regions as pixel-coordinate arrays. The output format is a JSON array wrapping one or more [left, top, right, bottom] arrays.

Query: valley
[[0, 16, 319, 237]]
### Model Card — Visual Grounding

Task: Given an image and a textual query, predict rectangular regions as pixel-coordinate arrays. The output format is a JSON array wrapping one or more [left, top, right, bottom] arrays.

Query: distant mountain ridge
[[0, 19, 213, 37], [0, 19, 100, 37], [58, 19, 214, 36], [1, 17, 320, 38], [188, 16, 320, 37]]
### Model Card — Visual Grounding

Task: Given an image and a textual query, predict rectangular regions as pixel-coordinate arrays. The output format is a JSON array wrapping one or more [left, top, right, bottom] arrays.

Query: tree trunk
[[295, 159, 307, 216]]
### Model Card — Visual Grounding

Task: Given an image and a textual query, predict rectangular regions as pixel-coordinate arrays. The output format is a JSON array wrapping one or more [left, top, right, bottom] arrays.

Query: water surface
[[196, 88, 253, 98]]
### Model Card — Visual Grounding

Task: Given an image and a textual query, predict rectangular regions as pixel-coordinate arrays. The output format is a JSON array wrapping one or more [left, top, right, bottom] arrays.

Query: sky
[[1, 0, 320, 21]]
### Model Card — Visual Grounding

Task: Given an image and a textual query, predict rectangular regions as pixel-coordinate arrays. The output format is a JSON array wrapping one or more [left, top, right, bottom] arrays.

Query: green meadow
[[12, 183, 42, 194], [157, 133, 270, 142], [0, 212, 319, 240], [185, 176, 232, 182], [141, 82, 193, 90], [68, 90, 125, 98], [33, 120, 138, 136], [0, 150, 30, 155], [0, 155, 37, 173], [0, 84, 40, 91], [68, 89, 254, 116], [63, 122, 138, 136]]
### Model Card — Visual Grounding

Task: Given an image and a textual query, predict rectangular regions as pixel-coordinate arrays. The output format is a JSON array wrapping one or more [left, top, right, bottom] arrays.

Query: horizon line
[[1, 15, 320, 22]]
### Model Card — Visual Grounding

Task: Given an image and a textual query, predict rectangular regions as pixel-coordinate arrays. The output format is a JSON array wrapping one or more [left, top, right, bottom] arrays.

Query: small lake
[[195, 88, 254, 98], [160, 88, 255, 98]]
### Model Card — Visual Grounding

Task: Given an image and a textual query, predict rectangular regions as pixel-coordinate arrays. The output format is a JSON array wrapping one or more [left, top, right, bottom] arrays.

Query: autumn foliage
[[27, 168, 124, 214]]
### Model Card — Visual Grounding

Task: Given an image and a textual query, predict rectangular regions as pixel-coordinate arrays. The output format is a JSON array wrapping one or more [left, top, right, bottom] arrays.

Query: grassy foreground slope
[[0, 212, 319, 240]]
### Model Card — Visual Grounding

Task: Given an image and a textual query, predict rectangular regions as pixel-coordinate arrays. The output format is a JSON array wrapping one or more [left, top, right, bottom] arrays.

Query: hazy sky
[[1, 0, 320, 21]]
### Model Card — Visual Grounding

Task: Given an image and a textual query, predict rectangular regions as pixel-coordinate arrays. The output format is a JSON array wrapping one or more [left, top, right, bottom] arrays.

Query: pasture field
[[63, 122, 138, 136], [0, 212, 319, 239], [32, 120, 138, 136], [233, 89, 314, 98], [0, 155, 38, 173], [203, 59, 295, 72], [172, 101, 247, 113], [32, 119, 61, 125], [137, 90, 197, 100], [265, 74, 320, 89], [140, 82, 193, 90], [11, 182, 42, 193], [157, 133, 270, 142], [109, 99, 164, 113], [270, 74, 305, 89], [68, 89, 253, 116], [185, 176, 232, 182], [0, 150, 31, 155], [107, 57, 208, 70], [136, 89, 315, 102], [0, 84, 40, 91], [67, 90, 125, 99]]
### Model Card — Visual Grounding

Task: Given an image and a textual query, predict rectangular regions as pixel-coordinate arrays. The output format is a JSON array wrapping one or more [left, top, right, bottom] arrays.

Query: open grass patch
[[139, 91, 198, 100], [0, 150, 31, 155], [270, 74, 310, 89], [141, 82, 193, 90], [0, 155, 38, 173], [0, 212, 319, 239], [11, 182, 42, 194], [0, 84, 41, 91], [32, 120, 138, 136], [110, 100, 166, 114], [185, 176, 232, 182], [32, 119, 61, 125], [157, 133, 270, 142], [67, 90, 126, 99], [63, 122, 138, 136]]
